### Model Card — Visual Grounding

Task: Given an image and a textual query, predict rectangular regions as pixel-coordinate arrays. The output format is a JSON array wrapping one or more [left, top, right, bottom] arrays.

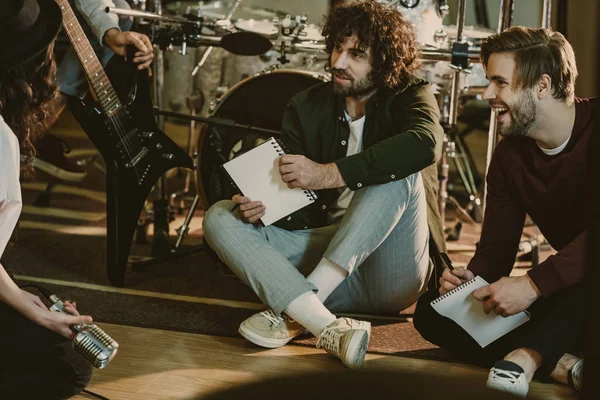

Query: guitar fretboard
[[55, 0, 122, 116]]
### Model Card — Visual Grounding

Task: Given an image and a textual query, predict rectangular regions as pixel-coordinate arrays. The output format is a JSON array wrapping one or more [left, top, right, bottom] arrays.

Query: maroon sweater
[[468, 97, 595, 297]]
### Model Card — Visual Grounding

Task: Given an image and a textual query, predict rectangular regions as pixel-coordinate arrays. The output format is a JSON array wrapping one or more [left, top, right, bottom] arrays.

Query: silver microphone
[[49, 295, 119, 369]]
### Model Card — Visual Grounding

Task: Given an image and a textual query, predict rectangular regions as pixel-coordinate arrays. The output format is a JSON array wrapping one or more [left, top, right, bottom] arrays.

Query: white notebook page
[[431, 275, 531, 348], [222, 138, 316, 226]]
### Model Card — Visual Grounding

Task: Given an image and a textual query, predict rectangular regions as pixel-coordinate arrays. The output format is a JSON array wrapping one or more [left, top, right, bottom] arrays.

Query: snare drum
[[197, 69, 329, 206]]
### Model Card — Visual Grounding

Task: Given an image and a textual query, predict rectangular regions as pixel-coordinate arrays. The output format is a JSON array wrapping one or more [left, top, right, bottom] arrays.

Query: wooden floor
[[72, 323, 577, 400]]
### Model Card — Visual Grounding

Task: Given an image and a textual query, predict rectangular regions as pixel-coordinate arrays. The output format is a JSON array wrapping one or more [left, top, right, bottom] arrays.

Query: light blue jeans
[[203, 172, 432, 316], [56, 0, 133, 97]]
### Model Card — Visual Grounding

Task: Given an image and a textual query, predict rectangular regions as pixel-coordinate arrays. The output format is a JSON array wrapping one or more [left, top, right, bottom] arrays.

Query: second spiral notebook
[[431, 275, 531, 348], [222, 137, 318, 226]]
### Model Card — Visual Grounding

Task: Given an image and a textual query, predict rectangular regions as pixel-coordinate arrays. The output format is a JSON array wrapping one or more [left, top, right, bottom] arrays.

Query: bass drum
[[196, 69, 329, 208]]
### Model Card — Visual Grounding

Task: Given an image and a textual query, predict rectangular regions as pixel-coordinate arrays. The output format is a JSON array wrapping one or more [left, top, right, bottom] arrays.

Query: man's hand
[[103, 28, 154, 70], [439, 267, 474, 295], [279, 155, 346, 190], [232, 194, 265, 224], [472, 275, 541, 317]]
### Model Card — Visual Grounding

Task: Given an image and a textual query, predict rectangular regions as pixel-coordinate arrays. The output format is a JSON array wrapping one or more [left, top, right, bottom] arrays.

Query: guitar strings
[[60, 0, 139, 179]]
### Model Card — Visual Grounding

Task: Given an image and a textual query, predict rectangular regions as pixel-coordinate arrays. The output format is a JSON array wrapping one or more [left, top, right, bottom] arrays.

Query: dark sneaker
[[32, 134, 87, 182]]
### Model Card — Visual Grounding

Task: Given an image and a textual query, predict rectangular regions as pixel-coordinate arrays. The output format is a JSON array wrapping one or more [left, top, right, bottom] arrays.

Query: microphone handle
[[49, 295, 119, 369]]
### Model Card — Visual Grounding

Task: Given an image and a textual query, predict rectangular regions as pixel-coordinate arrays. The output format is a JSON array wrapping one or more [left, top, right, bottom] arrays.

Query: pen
[[441, 252, 471, 285], [231, 204, 239, 212], [440, 252, 454, 270]]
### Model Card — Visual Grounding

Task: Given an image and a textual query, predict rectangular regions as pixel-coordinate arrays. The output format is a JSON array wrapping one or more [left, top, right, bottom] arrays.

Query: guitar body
[[69, 70, 193, 286]]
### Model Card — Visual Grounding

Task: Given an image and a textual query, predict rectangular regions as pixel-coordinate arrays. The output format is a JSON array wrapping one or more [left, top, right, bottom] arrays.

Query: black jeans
[[414, 283, 584, 381], [0, 302, 93, 399]]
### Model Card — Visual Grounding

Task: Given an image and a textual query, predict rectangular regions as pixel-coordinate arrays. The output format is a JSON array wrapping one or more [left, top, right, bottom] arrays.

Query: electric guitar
[[56, 0, 193, 286]]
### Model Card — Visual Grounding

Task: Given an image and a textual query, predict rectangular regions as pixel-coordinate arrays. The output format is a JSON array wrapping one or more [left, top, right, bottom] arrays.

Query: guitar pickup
[[125, 147, 149, 168]]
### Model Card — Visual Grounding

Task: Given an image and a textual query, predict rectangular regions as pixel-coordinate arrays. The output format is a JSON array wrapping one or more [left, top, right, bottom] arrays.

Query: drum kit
[[106, 0, 523, 257]]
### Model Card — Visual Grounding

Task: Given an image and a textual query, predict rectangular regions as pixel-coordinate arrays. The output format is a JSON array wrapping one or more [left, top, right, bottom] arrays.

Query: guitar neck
[[55, 0, 122, 116]]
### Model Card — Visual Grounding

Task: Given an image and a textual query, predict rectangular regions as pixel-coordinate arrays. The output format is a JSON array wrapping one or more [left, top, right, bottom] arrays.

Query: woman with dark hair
[[1, 0, 94, 398]]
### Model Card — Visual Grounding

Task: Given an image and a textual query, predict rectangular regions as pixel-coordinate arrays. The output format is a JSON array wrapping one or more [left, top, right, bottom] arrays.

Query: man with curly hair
[[203, 0, 445, 369]]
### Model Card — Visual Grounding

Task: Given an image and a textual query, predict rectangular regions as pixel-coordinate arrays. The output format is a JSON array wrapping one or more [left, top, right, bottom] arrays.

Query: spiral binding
[[270, 138, 318, 202], [431, 278, 477, 305]]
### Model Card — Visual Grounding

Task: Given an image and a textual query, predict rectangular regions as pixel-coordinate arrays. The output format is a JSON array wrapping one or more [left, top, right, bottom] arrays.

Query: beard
[[331, 68, 376, 98], [498, 90, 537, 137]]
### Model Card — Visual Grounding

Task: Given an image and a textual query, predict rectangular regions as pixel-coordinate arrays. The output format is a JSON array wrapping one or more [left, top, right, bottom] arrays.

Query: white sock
[[306, 258, 348, 303], [284, 291, 337, 337]]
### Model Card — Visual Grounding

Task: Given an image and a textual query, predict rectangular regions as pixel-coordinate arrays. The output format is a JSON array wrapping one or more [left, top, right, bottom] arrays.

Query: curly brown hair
[[322, 0, 421, 90], [0, 43, 58, 177]]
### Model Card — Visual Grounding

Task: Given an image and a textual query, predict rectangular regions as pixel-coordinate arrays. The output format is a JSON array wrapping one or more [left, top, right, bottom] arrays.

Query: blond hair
[[480, 27, 578, 104]]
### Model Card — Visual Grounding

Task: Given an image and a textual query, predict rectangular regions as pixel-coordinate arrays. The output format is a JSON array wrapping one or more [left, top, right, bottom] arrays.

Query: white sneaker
[[569, 359, 583, 391], [487, 360, 529, 398], [316, 318, 370, 370], [336, 317, 372, 341], [239, 310, 306, 348]]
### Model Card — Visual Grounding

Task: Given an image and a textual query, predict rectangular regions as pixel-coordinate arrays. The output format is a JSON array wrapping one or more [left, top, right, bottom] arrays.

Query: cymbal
[[164, 0, 284, 21], [220, 31, 273, 56]]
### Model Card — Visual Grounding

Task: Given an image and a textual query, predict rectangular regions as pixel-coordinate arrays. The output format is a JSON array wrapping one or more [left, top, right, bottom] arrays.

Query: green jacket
[[274, 75, 447, 276]]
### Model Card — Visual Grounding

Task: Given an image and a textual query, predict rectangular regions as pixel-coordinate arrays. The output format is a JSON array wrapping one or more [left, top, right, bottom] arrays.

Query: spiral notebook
[[222, 137, 318, 226], [431, 276, 531, 348]]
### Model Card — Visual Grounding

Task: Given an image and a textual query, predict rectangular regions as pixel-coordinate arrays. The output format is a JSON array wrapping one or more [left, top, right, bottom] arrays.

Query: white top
[[0, 115, 22, 258], [328, 111, 365, 223], [538, 135, 571, 156]]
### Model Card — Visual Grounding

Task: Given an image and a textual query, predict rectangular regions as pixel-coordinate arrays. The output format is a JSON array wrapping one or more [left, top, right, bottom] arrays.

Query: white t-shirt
[[327, 111, 365, 223], [0, 114, 22, 258], [538, 136, 571, 156]]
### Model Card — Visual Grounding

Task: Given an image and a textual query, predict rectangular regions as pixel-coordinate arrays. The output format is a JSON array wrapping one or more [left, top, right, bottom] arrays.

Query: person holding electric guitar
[[31, 0, 154, 182]]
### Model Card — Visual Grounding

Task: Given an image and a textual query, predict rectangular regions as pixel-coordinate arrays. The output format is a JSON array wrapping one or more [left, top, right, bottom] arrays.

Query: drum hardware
[[190, 0, 242, 77], [169, 95, 205, 215], [153, 107, 281, 136], [105, 6, 199, 25], [109, 5, 273, 56], [542, 0, 552, 29], [482, 0, 515, 214], [219, 31, 274, 56], [130, 0, 147, 11], [420, 46, 481, 63], [438, 0, 485, 237], [151, 106, 282, 249], [108, 1, 270, 263], [279, 14, 310, 39]]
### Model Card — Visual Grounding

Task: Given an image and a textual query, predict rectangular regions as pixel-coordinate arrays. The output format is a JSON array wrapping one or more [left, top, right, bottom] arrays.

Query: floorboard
[[71, 323, 577, 400]]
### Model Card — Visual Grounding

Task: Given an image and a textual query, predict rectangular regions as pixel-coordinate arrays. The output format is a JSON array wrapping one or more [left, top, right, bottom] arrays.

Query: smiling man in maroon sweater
[[414, 27, 592, 398]]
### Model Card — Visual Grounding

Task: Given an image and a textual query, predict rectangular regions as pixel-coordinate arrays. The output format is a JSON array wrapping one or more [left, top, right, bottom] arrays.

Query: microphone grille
[[72, 324, 119, 369]]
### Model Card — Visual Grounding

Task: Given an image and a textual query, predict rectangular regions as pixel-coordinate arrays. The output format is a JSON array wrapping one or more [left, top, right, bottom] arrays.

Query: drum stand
[[437, 0, 484, 238], [131, 0, 202, 269]]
